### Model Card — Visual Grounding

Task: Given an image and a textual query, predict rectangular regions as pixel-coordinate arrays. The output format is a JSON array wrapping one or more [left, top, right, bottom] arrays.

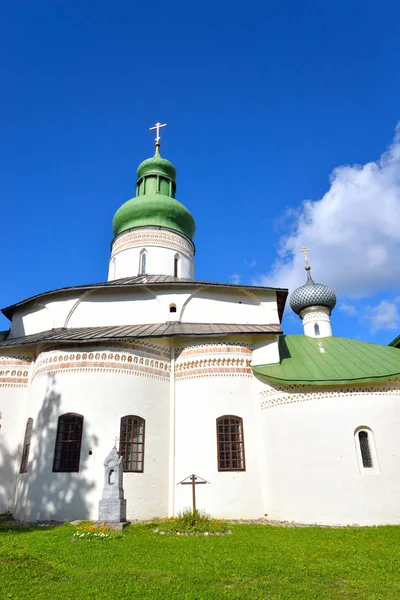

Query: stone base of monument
[[98, 520, 131, 531], [98, 498, 127, 523]]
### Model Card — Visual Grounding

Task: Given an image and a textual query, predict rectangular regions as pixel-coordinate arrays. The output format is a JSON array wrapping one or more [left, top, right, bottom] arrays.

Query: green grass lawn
[[1, 522, 400, 599]]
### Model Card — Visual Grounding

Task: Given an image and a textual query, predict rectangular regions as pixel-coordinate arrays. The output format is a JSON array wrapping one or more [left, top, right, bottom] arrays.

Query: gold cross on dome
[[149, 121, 167, 148], [299, 246, 311, 267]]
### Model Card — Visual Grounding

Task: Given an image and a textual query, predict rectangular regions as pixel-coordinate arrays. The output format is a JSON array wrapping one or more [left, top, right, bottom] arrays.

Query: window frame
[[20, 417, 33, 474], [314, 323, 320, 336], [52, 413, 84, 473], [174, 254, 180, 278], [119, 415, 145, 473], [139, 249, 147, 275], [216, 415, 246, 472], [354, 426, 379, 475]]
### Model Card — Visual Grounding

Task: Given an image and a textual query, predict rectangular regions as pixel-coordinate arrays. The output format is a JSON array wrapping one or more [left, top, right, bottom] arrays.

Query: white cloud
[[258, 124, 400, 299], [365, 300, 400, 334], [230, 273, 241, 285], [338, 302, 357, 317]]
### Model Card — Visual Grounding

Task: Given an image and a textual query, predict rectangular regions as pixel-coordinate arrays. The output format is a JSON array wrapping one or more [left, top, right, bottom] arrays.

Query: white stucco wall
[[9, 287, 281, 337], [259, 384, 400, 525], [173, 341, 264, 519], [0, 353, 33, 513], [13, 344, 170, 522], [109, 227, 195, 280], [300, 306, 332, 338]]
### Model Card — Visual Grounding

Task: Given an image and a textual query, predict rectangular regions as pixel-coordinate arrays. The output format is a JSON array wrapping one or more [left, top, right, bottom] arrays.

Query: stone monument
[[98, 446, 128, 529]]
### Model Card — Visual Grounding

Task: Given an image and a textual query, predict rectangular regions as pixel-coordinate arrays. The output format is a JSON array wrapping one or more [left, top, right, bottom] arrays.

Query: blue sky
[[2, 0, 400, 343]]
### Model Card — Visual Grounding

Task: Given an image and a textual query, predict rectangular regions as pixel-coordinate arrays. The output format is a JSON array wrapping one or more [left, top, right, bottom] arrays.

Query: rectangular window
[[217, 415, 245, 471], [53, 414, 83, 472], [120, 416, 145, 472]]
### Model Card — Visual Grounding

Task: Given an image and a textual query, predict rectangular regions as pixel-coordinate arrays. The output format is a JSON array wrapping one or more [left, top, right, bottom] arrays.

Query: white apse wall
[[260, 390, 400, 525], [13, 345, 170, 522]]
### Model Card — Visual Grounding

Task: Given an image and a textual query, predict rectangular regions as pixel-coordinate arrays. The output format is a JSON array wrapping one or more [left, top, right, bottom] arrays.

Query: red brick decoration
[[112, 228, 194, 258], [0, 357, 31, 388], [33, 348, 170, 381], [175, 344, 252, 379]]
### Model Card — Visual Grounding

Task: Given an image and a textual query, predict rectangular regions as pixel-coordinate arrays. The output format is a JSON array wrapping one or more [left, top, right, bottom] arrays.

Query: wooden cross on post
[[177, 474, 209, 513]]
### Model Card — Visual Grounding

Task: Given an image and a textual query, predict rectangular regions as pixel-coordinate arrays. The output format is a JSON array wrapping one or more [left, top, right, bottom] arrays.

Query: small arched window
[[53, 413, 84, 472], [169, 304, 177, 313], [174, 254, 179, 278], [20, 418, 33, 473], [120, 416, 145, 472], [216, 415, 245, 471], [314, 323, 320, 336], [358, 430, 373, 468], [140, 250, 147, 275]]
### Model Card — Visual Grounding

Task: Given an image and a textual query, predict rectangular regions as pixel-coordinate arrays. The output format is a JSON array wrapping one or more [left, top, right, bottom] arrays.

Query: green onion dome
[[137, 152, 176, 181], [290, 266, 336, 316], [112, 150, 195, 240]]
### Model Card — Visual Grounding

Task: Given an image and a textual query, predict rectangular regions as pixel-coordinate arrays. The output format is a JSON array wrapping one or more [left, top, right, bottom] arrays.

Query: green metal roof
[[252, 334, 400, 386]]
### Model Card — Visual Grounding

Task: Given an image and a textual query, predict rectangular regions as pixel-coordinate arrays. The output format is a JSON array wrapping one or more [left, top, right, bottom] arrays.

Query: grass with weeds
[[146, 508, 230, 534], [1, 519, 400, 599]]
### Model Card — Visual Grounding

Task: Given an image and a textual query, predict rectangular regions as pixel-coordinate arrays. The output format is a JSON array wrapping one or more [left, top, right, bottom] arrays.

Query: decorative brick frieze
[[111, 228, 194, 258], [260, 380, 400, 409], [0, 357, 31, 387], [33, 348, 171, 381], [175, 344, 252, 379]]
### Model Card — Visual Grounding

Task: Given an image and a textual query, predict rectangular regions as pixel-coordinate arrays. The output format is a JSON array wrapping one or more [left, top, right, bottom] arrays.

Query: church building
[[1, 125, 400, 526]]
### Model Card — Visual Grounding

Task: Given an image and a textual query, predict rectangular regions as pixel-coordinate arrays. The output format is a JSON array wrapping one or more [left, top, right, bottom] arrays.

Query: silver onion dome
[[290, 266, 336, 316]]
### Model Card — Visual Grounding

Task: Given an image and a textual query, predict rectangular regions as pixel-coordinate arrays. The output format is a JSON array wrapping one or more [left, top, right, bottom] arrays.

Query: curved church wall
[[0, 353, 33, 513], [258, 381, 400, 525], [13, 342, 170, 522], [109, 227, 195, 280], [173, 340, 264, 519]]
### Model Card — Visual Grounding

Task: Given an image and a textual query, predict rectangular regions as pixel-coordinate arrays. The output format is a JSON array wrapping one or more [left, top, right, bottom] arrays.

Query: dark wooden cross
[[177, 474, 209, 513]]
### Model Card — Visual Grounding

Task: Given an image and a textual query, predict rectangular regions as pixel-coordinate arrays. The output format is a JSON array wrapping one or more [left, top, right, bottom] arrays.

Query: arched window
[[216, 415, 245, 471], [314, 323, 320, 336], [119, 416, 145, 472], [53, 413, 84, 472], [174, 254, 179, 278], [169, 304, 177, 313], [358, 430, 373, 468], [20, 418, 33, 473], [140, 250, 147, 275]]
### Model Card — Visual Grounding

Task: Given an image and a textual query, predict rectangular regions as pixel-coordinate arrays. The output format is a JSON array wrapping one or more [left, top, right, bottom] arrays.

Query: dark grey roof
[[289, 269, 336, 316], [0, 322, 282, 349], [2, 275, 288, 322]]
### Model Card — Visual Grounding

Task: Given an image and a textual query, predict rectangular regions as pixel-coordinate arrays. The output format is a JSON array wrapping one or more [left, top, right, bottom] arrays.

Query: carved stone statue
[[98, 446, 127, 522]]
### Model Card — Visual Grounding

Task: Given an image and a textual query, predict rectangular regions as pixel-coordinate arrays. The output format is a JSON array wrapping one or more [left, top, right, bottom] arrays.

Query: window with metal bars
[[119, 416, 145, 472], [20, 418, 33, 473], [216, 415, 245, 471], [52, 413, 84, 472], [358, 430, 373, 468]]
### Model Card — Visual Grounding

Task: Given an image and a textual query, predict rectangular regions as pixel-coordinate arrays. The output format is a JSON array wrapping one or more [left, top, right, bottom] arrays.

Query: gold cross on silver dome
[[299, 246, 311, 267], [149, 121, 167, 150]]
